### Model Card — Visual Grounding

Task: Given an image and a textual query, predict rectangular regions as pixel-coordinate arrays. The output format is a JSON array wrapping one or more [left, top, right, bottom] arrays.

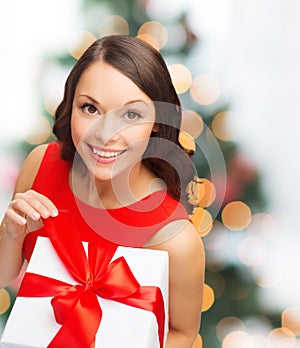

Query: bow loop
[[93, 256, 140, 299], [18, 211, 165, 348]]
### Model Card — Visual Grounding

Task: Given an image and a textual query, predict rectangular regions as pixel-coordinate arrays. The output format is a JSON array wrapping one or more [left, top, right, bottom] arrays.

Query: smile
[[88, 144, 126, 159]]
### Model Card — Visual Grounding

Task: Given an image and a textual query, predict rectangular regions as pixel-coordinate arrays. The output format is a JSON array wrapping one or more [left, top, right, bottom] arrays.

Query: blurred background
[[1, 0, 300, 347]]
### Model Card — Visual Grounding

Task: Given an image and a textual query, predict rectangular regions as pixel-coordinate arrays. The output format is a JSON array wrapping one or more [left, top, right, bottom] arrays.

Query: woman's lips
[[87, 144, 127, 164]]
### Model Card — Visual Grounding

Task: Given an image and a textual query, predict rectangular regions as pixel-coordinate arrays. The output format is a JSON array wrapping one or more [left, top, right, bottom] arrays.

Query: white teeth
[[91, 147, 123, 158]]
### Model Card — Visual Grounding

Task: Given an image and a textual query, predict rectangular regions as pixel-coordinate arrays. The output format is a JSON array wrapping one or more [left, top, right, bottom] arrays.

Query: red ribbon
[[18, 212, 165, 348]]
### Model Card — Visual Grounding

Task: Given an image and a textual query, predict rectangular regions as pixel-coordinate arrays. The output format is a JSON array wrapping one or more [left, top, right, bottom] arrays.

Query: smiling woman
[[0, 35, 205, 347], [70, 62, 155, 186]]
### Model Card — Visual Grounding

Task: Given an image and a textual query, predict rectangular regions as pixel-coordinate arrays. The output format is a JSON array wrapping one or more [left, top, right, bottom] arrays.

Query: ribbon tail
[[45, 211, 90, 283], [48, 290, 102, 348], [18, 273, 72, 297], [114, 286, 165, 348]]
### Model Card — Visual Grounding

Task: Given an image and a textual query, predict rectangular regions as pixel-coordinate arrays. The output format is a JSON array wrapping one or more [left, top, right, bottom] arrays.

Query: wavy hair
[[53, 35, 194, 212]]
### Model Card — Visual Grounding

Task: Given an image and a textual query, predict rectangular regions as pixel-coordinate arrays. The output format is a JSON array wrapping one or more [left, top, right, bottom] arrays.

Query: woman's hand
[[3, 190, 58, 240]]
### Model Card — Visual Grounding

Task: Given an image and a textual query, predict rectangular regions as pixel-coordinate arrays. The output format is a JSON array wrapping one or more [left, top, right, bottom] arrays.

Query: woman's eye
[[124, 111, 142, 120], [81, 104, 98, 115]]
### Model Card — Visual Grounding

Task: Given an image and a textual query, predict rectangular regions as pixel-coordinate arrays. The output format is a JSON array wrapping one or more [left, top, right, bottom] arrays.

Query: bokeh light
[[267, 327, 296, 348], [282, 307, 300, 336], [181, 110, 204, 138], [192, 334, 203, 348], [222, 330, 253, 348], [248, 213, 277, 240], [179, 130, 195, 155], [98, 15, 129, 36], [0, 289, 11, 315], [190, 74, 221, 105], [168, 63, 192, 94], [203, 220, 228, 251], [68, 31, 97, 60], [136, 34, 160, 50], [221, 201, 252, 231], [252, 265, 277, 288], [216, 317, 245, 342], [44, 93, 61, 117], [24, 116, 51, 145], [137, 21, 168, 50], [191, 207, 213, 237], [238, 237, 267, 267], [211, 111, 239, 141], [197, 178, 216, 208], [202, 283, 215, 312]]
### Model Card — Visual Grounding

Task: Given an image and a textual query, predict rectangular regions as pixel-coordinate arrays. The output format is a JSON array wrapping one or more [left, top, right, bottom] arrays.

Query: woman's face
[[71, 61, 155, 181]]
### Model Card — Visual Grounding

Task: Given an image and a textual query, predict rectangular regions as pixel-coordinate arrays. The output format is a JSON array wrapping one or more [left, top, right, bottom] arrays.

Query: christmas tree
[[1, 1, 287, 347]]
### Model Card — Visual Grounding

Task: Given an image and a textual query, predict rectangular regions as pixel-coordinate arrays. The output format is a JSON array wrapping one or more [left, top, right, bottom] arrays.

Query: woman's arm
[[0, 144, 58, 288], [148, 220, 205, 347]]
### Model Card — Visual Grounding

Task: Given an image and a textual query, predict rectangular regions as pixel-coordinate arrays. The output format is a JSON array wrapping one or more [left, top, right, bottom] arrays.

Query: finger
[[25, 191, 58, 217], [31, 191, 58, 217], [5, 208, 27, 226], [13, 192, 57, 219], [10, 198, 44, 220], [26, 217, 44, 233]]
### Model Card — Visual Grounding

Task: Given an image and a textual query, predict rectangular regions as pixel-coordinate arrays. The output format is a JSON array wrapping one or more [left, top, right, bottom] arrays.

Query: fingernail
[[32, 212, 40, 220], [19, 217, 27, 225], [51, 210, 58, 217], [42, 210, 49, 218]]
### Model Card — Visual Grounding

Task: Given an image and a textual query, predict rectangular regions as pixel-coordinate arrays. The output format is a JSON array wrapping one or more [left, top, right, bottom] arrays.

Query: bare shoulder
[[146, 220, 205, 267], [13, 143, 49, 195]]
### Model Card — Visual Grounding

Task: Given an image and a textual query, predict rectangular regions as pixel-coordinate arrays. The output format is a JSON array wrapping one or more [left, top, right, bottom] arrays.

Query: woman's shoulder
[[145, 219, 204, 258], [13, 142, 56, 194]]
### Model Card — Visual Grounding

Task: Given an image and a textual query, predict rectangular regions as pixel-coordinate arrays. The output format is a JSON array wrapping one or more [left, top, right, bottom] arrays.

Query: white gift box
[[0, 237, 168, 348]]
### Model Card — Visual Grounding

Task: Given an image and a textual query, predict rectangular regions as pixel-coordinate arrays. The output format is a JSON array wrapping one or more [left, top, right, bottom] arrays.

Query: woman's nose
[[93, 114, 122, 144]]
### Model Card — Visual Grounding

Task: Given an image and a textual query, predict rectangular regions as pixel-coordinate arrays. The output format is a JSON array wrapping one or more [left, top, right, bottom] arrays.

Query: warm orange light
[[197, 178, 216, 208], [202, 283, 215, 312], [212, 111, 238, 141], [282, 307, 300, 336], [192, 334, 203, 348], [181, 110, 204, 138], [168, 64, 192, 94], [221, 201, 252, 231], [99, 15, 129, 36], [190, 74, 220, 105], [137, 21, 168, 50], [68, 31, 97, 60], [191, 207, 213, 237], [179, 131, 195, 154], [136, 34, 160, 50], [0, 288, 11, 315], [267, 327, 296, 347]]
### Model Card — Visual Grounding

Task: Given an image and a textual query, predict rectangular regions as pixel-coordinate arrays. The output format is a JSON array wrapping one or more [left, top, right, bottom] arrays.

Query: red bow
[[18, 212, 165, 348]]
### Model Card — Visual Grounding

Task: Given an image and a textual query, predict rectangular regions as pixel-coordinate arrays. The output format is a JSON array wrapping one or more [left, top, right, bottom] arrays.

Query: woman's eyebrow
[[124, 100, 150, 108], [76, 95, 150, 110], [75, 94, 100, 105]]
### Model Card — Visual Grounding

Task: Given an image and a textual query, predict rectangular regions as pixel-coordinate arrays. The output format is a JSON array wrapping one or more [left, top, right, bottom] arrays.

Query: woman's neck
[[70, 161, 164, 209]]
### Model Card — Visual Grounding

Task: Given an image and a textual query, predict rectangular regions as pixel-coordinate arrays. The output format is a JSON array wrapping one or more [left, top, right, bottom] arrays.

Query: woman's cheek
[[70, 115, 85, 147]]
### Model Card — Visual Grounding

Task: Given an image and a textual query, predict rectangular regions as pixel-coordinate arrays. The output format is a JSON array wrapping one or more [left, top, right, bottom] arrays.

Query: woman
[[0, 35, 205, 347]]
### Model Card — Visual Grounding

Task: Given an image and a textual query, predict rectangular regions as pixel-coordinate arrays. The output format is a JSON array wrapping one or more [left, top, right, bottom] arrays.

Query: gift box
[[0, 215, 168, 348]]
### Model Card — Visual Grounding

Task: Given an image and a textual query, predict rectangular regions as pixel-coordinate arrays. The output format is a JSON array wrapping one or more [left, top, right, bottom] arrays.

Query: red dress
[[23, 142, 189, 261]]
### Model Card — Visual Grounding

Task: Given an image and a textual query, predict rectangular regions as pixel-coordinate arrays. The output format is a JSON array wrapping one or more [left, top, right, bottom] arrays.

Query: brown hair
[[53, 35, 194, 211]]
